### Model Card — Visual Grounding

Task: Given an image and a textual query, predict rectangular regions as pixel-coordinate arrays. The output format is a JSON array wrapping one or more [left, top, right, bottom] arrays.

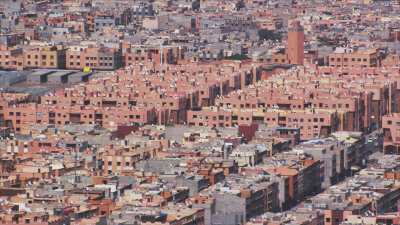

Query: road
[[363, 129, 383, 161]]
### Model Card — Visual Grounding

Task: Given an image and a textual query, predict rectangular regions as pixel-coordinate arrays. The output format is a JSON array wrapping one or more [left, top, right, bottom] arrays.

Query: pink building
[[1, 61, 260, 133], [383, 113, 400, 154]]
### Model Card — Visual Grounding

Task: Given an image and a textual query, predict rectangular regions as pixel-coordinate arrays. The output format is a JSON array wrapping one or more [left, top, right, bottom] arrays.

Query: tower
[[287, 20, 305, 65]]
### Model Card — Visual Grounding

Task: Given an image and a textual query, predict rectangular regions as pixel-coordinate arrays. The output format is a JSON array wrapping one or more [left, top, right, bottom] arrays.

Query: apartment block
[[328, 48, 380, 68], [123, 43, 186, 66], [23, 45, 67, 69], [66, 45, 122, 70], [0, 45, 23, 70]]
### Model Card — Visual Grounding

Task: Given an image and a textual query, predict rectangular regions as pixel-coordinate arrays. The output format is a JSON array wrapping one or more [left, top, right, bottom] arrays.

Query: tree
[[225, 54, 249, 60], [258, 29, 281, 41]]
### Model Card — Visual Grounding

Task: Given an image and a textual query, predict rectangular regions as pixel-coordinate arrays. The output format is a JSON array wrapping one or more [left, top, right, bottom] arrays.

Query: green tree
[[258, 29, 282, 41]]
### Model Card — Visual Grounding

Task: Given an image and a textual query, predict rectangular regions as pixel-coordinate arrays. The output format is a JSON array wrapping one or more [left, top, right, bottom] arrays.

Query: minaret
[[287, 20, 305, 65], [160, 43, 163, 66]]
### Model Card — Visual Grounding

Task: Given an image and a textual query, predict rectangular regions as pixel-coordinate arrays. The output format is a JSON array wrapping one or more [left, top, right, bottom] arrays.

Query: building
[[287, 20, 304, 65], [0, 45, 23, 70], [328, 48, 380, 68], [94, 15, 115, 32], [383, 113, 400, 154], [23, 45, 66, 69], [123, 44, 185, 66], [66, 45, 122, 70], [23, 45, 67, 69]]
